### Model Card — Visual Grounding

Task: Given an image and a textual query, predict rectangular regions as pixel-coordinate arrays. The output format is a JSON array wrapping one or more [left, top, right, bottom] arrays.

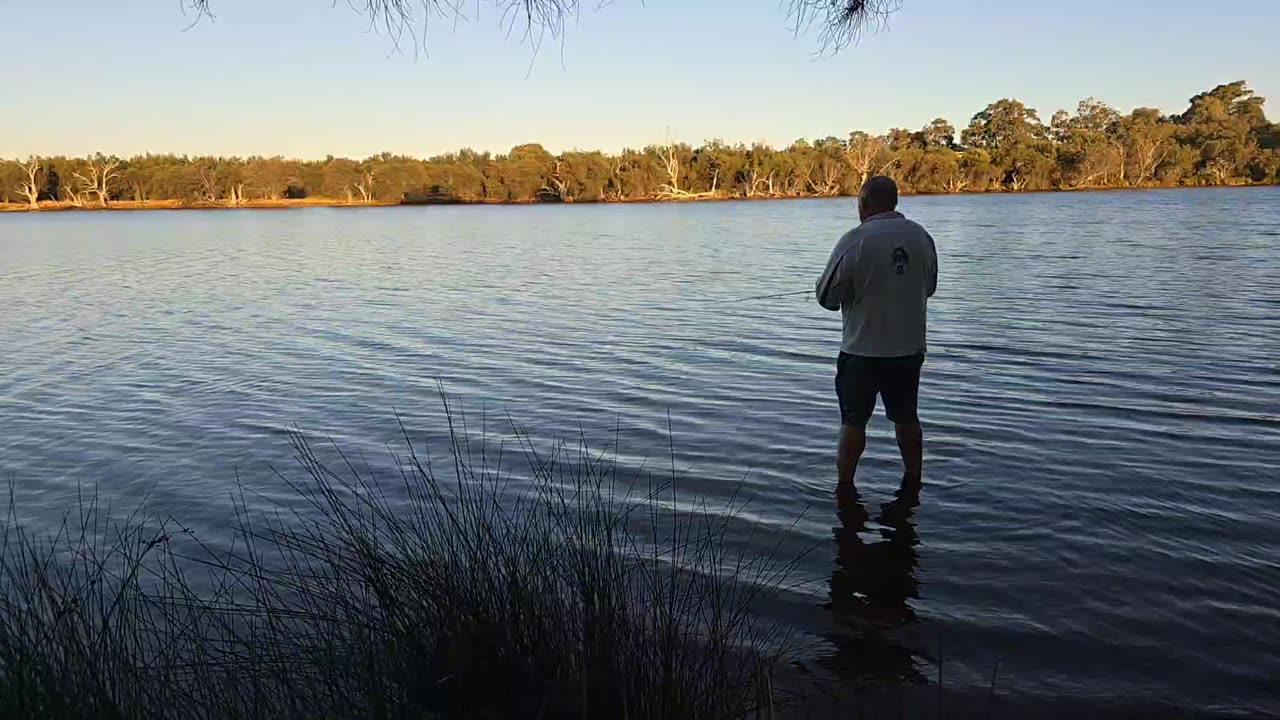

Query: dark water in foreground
[[2, 189, 1278, 716]]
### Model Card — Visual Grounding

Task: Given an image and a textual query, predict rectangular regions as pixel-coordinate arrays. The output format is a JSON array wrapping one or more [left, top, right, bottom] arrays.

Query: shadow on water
[[804, 482, 1248, 720], [822, 478, 928, 688]]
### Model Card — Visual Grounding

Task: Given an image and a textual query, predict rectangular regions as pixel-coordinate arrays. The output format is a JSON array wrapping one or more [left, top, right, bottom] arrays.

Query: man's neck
[[862, 210, 903, 224]]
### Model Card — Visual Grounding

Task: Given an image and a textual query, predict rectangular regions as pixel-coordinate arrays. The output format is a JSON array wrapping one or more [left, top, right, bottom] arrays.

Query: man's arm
[[816, 240, 851, 311], [925, 230, 938, 298]]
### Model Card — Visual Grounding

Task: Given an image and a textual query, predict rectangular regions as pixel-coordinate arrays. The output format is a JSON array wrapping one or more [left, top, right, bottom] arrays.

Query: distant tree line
[[4, 81, 1277, 210]]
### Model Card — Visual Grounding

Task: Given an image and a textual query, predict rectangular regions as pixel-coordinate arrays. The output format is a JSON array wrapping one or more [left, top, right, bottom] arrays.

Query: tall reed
[[0, 403, 799, 720]]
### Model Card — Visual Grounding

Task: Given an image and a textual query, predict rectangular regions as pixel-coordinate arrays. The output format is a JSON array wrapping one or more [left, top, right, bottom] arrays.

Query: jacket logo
[[892, 246, 910, 275]]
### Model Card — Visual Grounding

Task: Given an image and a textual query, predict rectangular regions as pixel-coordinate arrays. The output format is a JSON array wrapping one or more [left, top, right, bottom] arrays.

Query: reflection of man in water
[[824, 490, 925, 686], [815, 176, 938, 500]]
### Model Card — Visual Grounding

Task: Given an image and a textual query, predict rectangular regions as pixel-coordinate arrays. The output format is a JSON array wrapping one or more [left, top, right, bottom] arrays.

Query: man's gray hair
[[860, 175, 899, 213]]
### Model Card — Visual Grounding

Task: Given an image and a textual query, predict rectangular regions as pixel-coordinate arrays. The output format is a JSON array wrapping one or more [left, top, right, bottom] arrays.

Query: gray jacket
[[815, 211, 938, 357]]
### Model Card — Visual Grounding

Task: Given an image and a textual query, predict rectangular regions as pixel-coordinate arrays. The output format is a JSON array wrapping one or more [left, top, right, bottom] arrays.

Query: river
[[1, 188, 1278, 716]]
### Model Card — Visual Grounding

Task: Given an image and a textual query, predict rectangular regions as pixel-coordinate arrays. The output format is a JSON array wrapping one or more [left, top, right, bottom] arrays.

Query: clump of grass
[[0, 401, 799, 720], [0, 490, 192, 719]]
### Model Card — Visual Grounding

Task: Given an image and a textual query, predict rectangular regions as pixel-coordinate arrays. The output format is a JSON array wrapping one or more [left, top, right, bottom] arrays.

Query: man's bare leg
[[836, 423, 867, 501], [894, 420, 923, 481]]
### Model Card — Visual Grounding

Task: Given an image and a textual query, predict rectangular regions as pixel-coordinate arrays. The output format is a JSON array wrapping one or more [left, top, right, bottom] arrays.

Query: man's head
[[858, 175, 899, 222]]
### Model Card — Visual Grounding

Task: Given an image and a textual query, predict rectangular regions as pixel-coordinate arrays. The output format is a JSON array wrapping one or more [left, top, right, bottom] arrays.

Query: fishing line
[[701, 289, 812, 305]]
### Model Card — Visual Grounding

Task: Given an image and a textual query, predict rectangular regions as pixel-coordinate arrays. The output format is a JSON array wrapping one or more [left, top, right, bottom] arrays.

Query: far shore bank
[[0, 181, 1274, 214]]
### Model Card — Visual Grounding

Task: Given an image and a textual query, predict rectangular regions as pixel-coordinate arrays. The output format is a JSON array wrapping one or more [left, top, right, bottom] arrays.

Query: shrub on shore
[[0, 409, 796, 720]]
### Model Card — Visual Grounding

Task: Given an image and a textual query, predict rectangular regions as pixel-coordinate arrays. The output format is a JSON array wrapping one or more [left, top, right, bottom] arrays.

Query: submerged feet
[[836, 473, 922, 514], [894, 473, 923, 507], [835, 486, 868, 529]]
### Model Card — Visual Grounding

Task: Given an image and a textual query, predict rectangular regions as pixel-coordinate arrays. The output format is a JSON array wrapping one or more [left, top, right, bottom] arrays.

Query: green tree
[[920, 118, 956, 149], [963, 99, 1054, 190], [496, 143, 555, 201], [318, 157, 361, 201], [1112, 109, 1176, 187], [246, 156, 302, 200], [1176, 81, 1268, 184], [1051, 99, 1122, 188]]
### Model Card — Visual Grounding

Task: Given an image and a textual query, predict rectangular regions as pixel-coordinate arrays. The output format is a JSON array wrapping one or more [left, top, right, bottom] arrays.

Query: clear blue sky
[[1, 0, 1276, 159]]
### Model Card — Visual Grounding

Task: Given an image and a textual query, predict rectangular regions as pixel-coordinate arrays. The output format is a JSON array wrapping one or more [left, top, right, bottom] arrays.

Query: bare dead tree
[[942, 165, 969, 193], [844, 131, 896, 188], [250, 157, 297, 200], [1060, 142, 1122, 189], [197, 165, 222, 203], [605, 159, 626, 201], [1129, 136, 1171, 187], [355, 170, 376, 203], [546, 159, 571, 201], [1008, 169, 1030, 192], [73, 155, 122, 207], [742, 168, 763, 198], [63, 178, 87, 207], [14, 156, 40, 209], [1110, 139, 1127, 187], [184, 1, 896, 53], [808, 161, 843, 196], [844, 132, 886, 190], [657, 139, 685, 198], [783, 167, 807, 196], [1204, 152, 1234, 185]]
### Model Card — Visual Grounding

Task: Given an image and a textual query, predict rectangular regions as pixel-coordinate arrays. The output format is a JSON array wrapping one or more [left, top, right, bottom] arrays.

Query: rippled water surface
[[2, 189, 1278, 715]]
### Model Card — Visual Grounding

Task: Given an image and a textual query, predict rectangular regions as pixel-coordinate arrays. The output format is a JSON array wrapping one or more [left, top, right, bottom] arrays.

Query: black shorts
[[835, 352, 925, 426]]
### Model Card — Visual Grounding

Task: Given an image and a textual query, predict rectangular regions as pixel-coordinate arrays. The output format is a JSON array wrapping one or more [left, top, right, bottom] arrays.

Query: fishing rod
[[704, 289, 812, 304]]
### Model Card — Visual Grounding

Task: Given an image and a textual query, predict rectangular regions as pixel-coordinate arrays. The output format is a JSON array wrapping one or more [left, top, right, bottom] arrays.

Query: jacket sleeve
[[815, 242, 850, 311], [925, 230, 938, 298]]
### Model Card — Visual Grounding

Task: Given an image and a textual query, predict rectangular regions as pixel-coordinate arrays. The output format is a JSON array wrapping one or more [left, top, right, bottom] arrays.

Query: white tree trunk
[[64, 184, 85, 207], [16, 157, 40, 209], [547, 160, 571, 201], [355, 171, 375, 203], [660, 143, 682, 196], [943, 172, 968, 193], [1130, 141, 1168, 187], [75, 156, 122, 206], [199, 167, 220, 203], [844, 135, 886, 190]]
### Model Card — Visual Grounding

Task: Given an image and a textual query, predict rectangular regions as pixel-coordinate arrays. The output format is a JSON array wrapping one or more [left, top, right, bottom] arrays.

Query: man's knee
[[893, 419, 922, 435], [839, 424, 867, 452], [840, 423, 867, 440]]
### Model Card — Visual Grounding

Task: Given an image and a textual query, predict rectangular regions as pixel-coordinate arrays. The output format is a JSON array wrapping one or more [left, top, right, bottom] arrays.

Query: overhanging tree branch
[[787, 0, 901, 52], [183, 0, 898, 52]]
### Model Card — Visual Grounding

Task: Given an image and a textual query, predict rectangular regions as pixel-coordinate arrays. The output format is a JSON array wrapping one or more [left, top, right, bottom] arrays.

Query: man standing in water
[[815, 176, 938, 501]]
